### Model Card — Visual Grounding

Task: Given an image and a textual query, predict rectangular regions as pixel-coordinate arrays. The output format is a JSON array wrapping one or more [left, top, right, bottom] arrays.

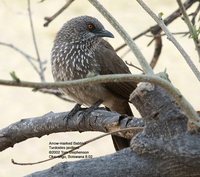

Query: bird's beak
[[94, 29, 114, 38]]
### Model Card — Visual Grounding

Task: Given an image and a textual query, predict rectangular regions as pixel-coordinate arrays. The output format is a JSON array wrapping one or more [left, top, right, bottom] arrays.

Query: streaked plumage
[[51, 16, 137, 150]]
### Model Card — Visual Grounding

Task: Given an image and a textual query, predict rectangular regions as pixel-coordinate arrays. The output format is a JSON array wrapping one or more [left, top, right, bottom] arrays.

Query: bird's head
[[56, 16, 114, 44]]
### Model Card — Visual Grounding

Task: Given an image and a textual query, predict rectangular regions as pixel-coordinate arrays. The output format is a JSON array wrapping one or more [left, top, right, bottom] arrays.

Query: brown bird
[[51, 16, 137, 150]]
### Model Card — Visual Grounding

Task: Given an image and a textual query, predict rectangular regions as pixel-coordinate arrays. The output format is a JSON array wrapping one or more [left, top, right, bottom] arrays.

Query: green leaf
[[158, 12, 164, 19]]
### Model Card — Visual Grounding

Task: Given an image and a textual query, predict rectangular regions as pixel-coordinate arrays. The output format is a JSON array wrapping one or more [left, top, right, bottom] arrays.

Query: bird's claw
[[64, 104, 81, 120]]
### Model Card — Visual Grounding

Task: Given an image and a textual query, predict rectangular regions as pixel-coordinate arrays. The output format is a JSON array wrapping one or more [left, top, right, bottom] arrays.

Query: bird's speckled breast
[[52, 42, 99, 80], [51, 41, 102, 105]]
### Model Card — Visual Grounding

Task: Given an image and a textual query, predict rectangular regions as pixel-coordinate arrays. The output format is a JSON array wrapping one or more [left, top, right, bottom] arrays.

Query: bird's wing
[[95, 39, 137, 100]]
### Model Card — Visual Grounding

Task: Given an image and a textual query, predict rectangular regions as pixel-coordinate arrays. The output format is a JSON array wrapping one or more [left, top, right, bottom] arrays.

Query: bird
[[51, 16, 137, 151]]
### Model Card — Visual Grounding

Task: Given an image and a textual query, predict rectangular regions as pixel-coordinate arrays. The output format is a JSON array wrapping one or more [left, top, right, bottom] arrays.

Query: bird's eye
[[87, 24, 95, 31]]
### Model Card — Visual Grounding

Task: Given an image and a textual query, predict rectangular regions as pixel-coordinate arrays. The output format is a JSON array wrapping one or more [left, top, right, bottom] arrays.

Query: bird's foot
[[81, 100, 103, 118], [64, 103, 85, 121], [64, 100, 103, 128]]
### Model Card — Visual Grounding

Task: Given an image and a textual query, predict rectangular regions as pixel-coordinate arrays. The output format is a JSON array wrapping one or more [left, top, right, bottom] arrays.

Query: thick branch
[[26, 149, 156, 177], [26, 83, 200, 177], [0, 109, 143, 152], [25, 138, 200, 177]]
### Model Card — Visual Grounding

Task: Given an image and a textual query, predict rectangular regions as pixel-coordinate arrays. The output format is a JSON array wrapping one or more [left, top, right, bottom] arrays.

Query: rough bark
[[26, 82, 200, 177], [0, 109, 143, 152], [26, 149, 157, 177]]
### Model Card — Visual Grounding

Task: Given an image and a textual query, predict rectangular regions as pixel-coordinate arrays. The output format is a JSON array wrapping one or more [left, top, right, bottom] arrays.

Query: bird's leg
[[82, 100, 103, 118], [65, 103, 85, 121], [64, 101, 102, 128]]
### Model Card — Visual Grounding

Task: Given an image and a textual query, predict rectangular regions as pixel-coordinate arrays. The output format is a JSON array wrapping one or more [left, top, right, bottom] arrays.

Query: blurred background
[[0, 0, 199, 176]]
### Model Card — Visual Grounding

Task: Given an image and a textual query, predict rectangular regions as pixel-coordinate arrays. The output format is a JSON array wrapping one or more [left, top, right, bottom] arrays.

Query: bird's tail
[[106, 103, 132, 151], [111, 135, 130, 151]]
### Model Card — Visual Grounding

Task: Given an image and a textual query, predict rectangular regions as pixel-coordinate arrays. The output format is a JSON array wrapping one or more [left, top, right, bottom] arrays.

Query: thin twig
[[27, 0, 45, 81], [125, 61, 143, 72], [88, 0, 154, 75], [150, 35, 162, 69], [115, 0, 197, 52], [146, 31, 190, 38], [0, 42, 40, 74], [0, 43, 68, 101], [11, 127, 142, 165], [189, 3, 200, 25], [150, 0, 198, 35], [43, 0, 75, 27], [136, 0, 200, 81], [0, 42, 37, 61], [37, 88, 75, 102], [0, 42, 70, 102], [177, 0, 200, 60], [115, 29, 150, 52], [0, 74, 199, 126], [120, 48, 131, 58]]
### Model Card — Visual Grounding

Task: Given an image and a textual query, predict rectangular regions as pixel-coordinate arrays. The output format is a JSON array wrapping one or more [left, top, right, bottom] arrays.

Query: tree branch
[[190, 2, 200, 25], [115, 0, 197, 52], [136, 0, 200, 81], [88, 0, 154, 75], [0, 109, 143, 152], [27, 0, 45, 81], [0, 74, 172, 90], [177, 0, 200, 60], [150, 0, 198, 35], [86, 0, 199, 126], [115, 28, 150, 52], [0, 41, 40, 74], [149, 35, 162, 69], [43, 0, 75, 27], [25, 83, 200, 177], [36, 88, 75, 102], [0, 73, 199, 126]]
